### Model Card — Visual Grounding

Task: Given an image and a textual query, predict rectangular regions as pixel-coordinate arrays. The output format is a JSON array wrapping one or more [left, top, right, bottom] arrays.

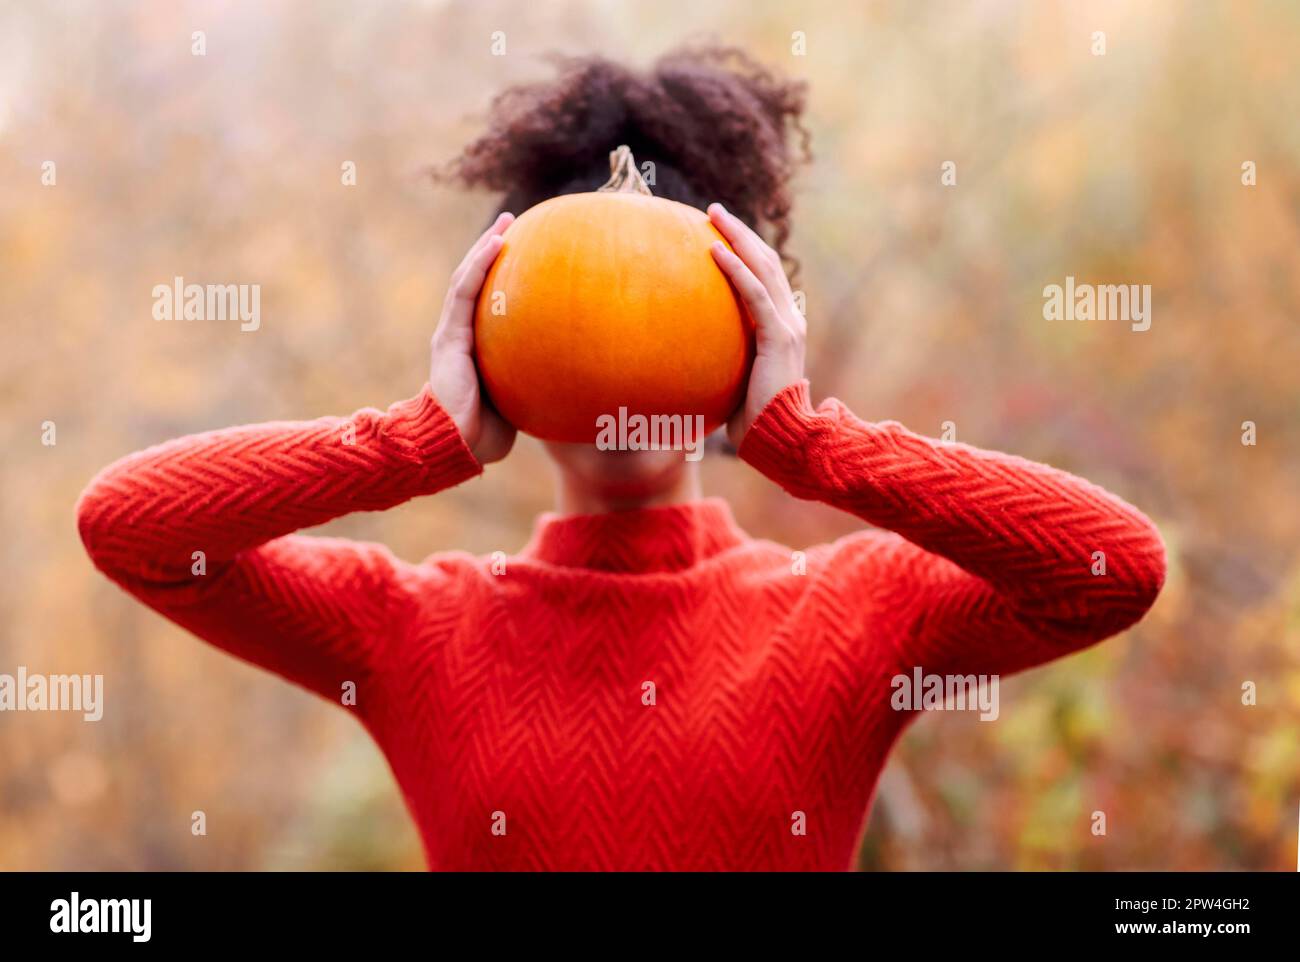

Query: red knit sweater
[[76, 381, 1165, 870]]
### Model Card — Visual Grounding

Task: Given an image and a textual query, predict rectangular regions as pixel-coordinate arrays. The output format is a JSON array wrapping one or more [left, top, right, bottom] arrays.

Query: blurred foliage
[[1, 0, 1297, 870]]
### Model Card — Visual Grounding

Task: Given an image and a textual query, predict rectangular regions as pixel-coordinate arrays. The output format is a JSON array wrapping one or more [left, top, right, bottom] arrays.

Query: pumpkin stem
[[598, 145, 653, 196]]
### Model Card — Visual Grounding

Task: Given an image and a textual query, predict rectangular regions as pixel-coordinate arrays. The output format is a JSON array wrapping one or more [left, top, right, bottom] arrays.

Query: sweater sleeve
[[76, 386, 482, 701], [738, 380, 1166, 677]]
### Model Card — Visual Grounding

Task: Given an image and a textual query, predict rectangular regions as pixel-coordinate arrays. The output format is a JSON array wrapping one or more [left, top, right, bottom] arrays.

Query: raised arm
[[76, 387, 483, 698], [76, 213, 516, 701], [708, 202, 1165, 678], [739, 381, 1165, 675]]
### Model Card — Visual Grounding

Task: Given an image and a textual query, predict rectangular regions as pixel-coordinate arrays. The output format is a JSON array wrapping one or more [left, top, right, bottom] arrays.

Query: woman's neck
[[554, 462, 702, 516]]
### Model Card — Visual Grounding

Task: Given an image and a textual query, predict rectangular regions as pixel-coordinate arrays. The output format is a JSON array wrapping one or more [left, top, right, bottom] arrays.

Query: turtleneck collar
[[521, 497, 750, 574]]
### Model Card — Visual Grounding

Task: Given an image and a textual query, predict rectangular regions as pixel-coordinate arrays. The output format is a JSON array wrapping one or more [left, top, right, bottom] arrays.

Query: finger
[[472, 211, 514, 254], [708, 203, 784, 288], [437, 233, 506, 348], [711, 241, 790, 346], [709, 204, 803, 334], [449, 211, 514, 286], [452, 232, 505, 305]]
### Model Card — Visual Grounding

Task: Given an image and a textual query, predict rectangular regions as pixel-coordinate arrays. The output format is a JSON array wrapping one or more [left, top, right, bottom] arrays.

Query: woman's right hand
[[430, 212, 516, 464]]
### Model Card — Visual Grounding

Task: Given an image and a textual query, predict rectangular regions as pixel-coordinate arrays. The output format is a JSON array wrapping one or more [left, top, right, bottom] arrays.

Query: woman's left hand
[[708, 203, 807, 449]]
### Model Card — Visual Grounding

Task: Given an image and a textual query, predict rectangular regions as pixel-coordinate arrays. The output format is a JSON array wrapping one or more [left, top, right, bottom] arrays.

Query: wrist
[[736, 379, 822, 487], [383, 385, 483, 478]]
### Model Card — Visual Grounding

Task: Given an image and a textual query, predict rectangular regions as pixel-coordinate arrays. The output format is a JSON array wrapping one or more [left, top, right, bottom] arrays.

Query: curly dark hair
[[443, 44, 811, 274]]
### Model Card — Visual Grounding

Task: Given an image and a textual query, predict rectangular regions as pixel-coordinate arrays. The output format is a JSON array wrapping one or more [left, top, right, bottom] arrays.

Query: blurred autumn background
[[2, 0, 1298, 871]]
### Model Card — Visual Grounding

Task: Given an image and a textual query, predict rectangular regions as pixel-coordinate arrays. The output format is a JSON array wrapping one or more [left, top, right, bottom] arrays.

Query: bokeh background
[[2, 0, 1298, 870]]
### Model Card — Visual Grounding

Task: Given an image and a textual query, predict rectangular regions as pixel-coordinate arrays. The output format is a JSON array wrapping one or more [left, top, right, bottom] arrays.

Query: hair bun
[[444, 45, 810, 271]]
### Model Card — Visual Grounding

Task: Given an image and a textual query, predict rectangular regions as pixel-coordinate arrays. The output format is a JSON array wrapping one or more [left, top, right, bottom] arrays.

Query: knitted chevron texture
[[76, 380, 1165, 870]]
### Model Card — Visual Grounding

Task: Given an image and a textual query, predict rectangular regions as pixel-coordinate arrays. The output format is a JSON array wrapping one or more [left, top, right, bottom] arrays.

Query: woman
[[77, 47, 1165, 871]]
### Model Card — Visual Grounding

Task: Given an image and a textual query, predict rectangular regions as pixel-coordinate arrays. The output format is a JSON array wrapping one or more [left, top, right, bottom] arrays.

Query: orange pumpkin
[[474, 146, 753, 444]]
